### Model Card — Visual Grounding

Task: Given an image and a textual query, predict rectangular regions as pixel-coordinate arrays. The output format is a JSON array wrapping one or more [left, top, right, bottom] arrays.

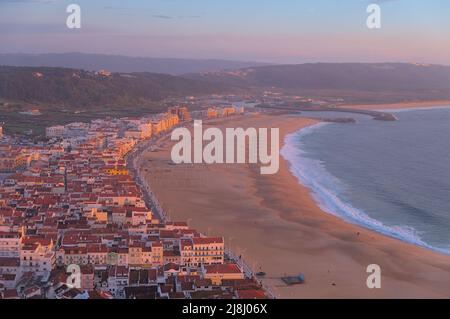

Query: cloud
[[102, 6, 200, 20], [152, 14, 201, 20], [152, 15, 173, 20]]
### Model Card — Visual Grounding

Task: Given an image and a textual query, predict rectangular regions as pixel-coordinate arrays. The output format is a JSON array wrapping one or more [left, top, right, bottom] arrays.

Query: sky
[[1, 0, 450, 64]]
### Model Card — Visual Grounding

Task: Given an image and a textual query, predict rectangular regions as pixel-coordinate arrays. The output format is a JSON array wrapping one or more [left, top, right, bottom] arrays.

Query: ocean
[[281, 107, 450, 255]]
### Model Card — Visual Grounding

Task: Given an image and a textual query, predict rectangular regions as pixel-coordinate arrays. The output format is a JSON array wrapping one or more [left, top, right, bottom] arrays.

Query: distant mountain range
[[189, 63, 450, 92], [0, 53, 268, 76], [2, 62, 450, 110]]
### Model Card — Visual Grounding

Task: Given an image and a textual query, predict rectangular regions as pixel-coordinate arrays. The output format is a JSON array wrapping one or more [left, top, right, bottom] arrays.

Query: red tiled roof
[[204, 264, 241, 274], [192, 237, 224, 245]]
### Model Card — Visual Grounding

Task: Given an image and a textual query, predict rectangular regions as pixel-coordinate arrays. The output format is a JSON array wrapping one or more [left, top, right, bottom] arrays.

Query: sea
[[281, 106, 450, 255]]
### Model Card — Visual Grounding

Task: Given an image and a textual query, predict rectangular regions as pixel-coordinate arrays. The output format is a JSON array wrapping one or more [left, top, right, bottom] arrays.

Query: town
[[0, 104, 271, 299]]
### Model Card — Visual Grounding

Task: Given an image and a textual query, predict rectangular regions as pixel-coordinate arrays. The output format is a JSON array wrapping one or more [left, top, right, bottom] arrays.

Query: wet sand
[[138, 112, 450, 298]]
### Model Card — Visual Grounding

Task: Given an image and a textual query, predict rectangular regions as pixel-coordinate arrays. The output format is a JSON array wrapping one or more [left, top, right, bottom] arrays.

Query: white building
[[202, 263, 244, 285], [0, 231, 21, 257], [46, 125, 65, 139], [180, 237, 224, 266], [138, 123, 152, 139], [0, 257, 20, 276], [20, 242, 55, 275]]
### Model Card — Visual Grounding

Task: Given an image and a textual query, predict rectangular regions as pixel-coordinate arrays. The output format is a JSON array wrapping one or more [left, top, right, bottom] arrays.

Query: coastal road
[[126, 135, 169, 222]]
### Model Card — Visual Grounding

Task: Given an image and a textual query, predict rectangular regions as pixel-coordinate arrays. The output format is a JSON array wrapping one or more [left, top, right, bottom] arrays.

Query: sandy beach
[[343, 100, 450, 111], [137, 108, 450, 298]]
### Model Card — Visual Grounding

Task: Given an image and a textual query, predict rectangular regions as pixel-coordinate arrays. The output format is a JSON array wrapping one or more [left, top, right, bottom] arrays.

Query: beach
[[343, 100, 450, 111], [137, 109, 450, 299]]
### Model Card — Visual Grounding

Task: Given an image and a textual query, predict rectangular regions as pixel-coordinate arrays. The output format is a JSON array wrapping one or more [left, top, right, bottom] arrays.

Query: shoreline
[[138, 109, 450, 298], [282, 120, 450, 257]]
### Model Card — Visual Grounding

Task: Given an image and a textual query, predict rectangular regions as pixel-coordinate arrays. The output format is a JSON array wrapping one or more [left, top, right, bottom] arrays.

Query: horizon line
[[1, 51, 450, 68]]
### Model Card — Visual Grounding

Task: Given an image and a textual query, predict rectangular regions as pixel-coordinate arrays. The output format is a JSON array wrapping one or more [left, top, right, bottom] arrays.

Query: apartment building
[[0, 231, 21, 257]]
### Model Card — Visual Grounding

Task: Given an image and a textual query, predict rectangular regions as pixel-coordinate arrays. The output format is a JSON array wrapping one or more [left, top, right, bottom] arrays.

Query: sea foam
[[281, 123, 450, 256]]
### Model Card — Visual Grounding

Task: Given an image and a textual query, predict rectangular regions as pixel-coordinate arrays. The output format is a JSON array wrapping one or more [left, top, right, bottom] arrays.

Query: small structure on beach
[[281, 274, 305, 285]]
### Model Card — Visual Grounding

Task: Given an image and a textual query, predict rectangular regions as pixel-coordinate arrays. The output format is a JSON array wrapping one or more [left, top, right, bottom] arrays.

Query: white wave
[[281, 124, 450, 256]]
